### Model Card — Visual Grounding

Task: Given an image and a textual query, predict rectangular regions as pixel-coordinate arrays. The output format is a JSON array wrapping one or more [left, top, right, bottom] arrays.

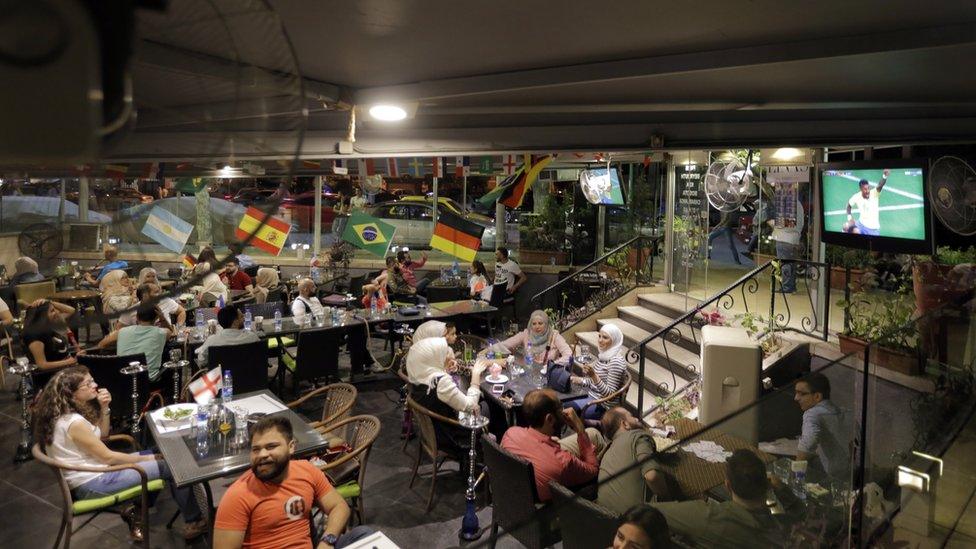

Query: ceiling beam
[[136, 40, 342, 104], [355, 22, 976, 103]]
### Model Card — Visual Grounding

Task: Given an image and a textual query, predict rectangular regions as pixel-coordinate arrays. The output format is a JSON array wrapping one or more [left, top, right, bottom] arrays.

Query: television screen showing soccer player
[[821, 167, 926, 240]]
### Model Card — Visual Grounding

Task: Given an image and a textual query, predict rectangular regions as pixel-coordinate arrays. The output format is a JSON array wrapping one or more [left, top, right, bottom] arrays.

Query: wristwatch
[[323, 533, 338, 547]]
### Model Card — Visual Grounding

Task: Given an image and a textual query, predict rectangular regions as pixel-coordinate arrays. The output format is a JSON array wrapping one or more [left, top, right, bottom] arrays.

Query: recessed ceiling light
[[369, 104, 407, 121], [772, 148, 803, 161]]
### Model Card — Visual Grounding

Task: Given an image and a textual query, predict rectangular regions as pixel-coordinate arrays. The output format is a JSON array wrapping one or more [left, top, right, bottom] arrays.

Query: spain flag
[[235, 206, 291, 256], [430, 210, 485, 262]]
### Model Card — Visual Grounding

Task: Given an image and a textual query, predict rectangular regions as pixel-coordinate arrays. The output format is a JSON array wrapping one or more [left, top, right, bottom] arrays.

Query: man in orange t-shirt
[[214, 416, 373, 549]]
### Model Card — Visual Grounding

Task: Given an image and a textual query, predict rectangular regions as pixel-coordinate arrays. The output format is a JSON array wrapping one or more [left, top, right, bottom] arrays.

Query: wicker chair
[[580, 370, 633, 420], [32, 437, 163, 549], [286, 382, 357, 429], [405, 395, 465, 511], [312, 415, 381, 523], [14, 278, 57, 308]]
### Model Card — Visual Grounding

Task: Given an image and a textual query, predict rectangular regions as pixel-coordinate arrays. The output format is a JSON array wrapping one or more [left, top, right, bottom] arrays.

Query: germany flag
[[430, 210, 485, 262]]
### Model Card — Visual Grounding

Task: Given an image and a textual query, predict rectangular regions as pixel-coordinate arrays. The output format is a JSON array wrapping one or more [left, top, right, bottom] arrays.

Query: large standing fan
[[929, 156, 976, 236], [704, 150, 755, 212]]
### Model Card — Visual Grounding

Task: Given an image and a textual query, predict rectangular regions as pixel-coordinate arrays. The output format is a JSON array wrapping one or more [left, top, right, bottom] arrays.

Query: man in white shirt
[[195, 306, 261, 367], [349, 186, 368, 211], [844, 169, 889, 236], [291, 278, 324, 323], [493, 247, 527, 295]]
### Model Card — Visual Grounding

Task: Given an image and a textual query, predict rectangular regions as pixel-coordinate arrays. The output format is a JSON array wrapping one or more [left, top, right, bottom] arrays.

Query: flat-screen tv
[[819, 160, 932, 254], [579, 167, 625, 205]]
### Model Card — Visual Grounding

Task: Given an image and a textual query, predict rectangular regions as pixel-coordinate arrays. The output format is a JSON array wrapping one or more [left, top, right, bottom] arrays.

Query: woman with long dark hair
[[468, 260, 492, 301], [33, 367, 207, 541], [22, 299, 80, 387], [611, 504, 671, 549]]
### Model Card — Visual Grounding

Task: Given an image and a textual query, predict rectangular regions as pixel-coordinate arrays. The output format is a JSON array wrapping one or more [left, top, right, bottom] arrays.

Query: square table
[[147, 390, 328, 488], [479, 362, 587, 429]]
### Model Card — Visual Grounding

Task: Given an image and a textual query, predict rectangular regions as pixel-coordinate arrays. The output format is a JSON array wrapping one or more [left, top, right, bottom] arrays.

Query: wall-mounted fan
[[929, 156, 976, 236], [18, 223, 63, 261], [704, 150, 755, 212]]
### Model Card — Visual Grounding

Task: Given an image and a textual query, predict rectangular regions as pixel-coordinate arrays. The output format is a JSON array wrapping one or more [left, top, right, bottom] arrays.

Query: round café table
[[50, 289, 103, 343]]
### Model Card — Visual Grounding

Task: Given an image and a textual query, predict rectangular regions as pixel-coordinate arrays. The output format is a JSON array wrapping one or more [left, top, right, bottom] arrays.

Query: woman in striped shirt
[[570, 323, 628, 420]]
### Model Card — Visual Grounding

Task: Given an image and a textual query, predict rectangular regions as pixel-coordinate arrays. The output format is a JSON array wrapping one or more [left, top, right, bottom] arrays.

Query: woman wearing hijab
[[12, 256, 45, 284], [250, 267, 280, 304], [570, 323, 628, 420], [412, 320, 447, 343], [193, 262, 229, 304], [99, 270, 135, 321], [496, 309, 572, 366]]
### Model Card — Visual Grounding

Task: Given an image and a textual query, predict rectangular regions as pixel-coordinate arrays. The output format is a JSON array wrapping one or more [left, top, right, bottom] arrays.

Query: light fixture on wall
[[771, 148, 803, 161]]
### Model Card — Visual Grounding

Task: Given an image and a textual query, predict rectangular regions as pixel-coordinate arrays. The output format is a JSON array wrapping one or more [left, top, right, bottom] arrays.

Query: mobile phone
[[491, 384, 505, 395]]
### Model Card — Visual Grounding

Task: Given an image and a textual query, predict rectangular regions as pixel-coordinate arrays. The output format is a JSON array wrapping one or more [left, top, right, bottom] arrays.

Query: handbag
[[545, 345, 573, 393]]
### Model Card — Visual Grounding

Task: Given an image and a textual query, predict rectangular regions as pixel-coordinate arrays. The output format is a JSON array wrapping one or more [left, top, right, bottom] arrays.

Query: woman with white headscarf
[[193, 262, 229, 304], [99, 270, 135, 317], [497, 309, 572, 365], [570, 323, 628, 420], [250, 267, 279, 304], [412, 320, 447, 344]]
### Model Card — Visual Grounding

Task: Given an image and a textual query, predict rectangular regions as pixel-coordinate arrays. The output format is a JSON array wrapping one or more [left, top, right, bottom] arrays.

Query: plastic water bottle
[[370, 293, 378, 318], [452, 260, 459, 278], [244, 306, 253, 332], [195, 407, 210, 457], [525, 342, 533, 366], [486, 338, 496, 360], [311, 265, 320, 282], [791, 461, 808, 501], [195, 309, 204, 335], [273, 309, 282, 331], [331, 306, 340, 325], [222, 369, 233, 400]]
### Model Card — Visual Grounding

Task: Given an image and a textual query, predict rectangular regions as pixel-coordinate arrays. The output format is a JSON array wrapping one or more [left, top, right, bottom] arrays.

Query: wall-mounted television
[[579, 167, 625, 206], [819, 160, 932, 254]]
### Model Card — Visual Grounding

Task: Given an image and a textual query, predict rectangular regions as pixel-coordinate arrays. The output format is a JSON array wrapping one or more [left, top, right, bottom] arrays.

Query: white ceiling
[[112, 0, 976, 161]]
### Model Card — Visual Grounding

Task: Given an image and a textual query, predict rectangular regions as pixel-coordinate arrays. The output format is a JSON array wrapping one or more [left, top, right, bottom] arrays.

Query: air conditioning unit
[[65, 223, 104, 251]]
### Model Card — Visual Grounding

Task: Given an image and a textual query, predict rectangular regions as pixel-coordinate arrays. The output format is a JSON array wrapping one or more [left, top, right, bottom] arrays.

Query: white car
[[367, 201, 496, 249]]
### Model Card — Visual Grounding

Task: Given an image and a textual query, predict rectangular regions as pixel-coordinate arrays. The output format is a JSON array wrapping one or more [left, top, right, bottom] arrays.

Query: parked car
[[230, 187, 287, 206], [367, 201, 496, 249], [398, 195, 494, 224], [284, 191, 342, 232]]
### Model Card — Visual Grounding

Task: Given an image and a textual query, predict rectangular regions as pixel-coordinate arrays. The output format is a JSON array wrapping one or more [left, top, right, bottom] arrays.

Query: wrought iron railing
[[634, 258, 833, 415], [530, 235, 662, 331]]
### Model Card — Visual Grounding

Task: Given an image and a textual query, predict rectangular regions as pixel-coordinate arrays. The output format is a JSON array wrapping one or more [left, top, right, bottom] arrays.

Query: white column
[[313, 175, 323, 257], [79, 176, 89, 222], [663, 155, 676, 289]]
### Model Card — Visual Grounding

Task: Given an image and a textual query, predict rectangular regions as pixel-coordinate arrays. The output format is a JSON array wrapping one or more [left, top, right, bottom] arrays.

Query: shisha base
[[13, 443, 32, 463], [458, 497, 483, 541]]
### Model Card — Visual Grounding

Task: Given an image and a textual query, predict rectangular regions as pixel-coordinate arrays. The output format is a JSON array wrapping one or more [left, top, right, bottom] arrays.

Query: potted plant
[[825, 245, 872, 291], [650, 381, 701, 425], [836, 272, 921, 376], [912, 246, 976, 313], [517, 198, 569, 265]]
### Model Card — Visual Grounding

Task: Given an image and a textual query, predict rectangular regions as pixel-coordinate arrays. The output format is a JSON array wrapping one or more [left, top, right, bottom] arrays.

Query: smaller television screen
[[819, 161, 931, 254], [579, 168, 625, 205]]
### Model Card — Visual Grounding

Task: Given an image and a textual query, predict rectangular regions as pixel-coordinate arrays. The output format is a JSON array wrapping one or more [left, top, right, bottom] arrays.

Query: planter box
[[838, 334, 921, 376], [518, 249, 569, 265], [829, 266, 865, 291]]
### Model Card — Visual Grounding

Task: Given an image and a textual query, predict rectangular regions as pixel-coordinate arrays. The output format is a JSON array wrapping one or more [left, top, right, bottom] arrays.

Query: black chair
[[243, 265, 259, 278], [290, 327, 343, 388], [425, 285, 463, 304], [266, 284, 287, 306], [481, 435, 561, 549], [208, 340, 270, 394], [77, 353, 150, 432], [345, 274, 367, 301], [249, 300, 286, 320], [549, 481, 619, 549], [484, 281, 509, 334]]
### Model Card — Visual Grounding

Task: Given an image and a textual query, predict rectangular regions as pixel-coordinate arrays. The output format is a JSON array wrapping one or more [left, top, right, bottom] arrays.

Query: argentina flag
[[141, 206, 193, 253]]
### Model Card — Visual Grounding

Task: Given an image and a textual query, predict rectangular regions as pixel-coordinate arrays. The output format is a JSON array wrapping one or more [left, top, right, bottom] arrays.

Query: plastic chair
[[207, 340, 270, 394], [481, 434, 561, 549], [287, 382, 357, 428], [549, 481, 619, 549], [14, 278, 57, 308], [32, 438, 163, 549], [313, 415, 381, 523], [405, 395, 465, 511]]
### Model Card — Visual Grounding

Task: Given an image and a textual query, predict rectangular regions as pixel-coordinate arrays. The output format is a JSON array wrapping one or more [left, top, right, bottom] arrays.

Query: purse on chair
[[545, 347, 573, 393]]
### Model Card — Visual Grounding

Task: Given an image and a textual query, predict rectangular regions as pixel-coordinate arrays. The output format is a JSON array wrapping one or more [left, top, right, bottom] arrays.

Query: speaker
[[699, 325, 762, 444]]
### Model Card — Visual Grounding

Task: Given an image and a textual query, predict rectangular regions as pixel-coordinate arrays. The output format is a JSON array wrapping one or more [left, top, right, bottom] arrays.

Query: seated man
[[84, 245, 129, 285], [196, 306, 261, 368], [221, 258, 255, 292], [97, 304, 173, 383], [654, 449, 782, 548], [597, 407, 670, 514], [214, 416, 373, 549], [794, 373, 850, 481], [396, 249, 429, 294], [500, 388, 605, 501], [291, 278, 325, 323]]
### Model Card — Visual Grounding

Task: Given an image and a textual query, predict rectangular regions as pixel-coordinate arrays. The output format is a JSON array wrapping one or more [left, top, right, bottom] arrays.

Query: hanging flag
[[332, 159, 348, 175], [430, 210, 485, 262], [387, 158, 400, 177], [454, 156, 470, 177], [141, 206, 193, 253], [341, 211, 396, 258], [182, 254, 197, 269], [478, 168, 524, 207], [432, 156, 444, 178], [188, 367, 223, 404], [478, 156, 493, 175], [104, 164, 128, 180], [174, 177, 209, 194], [500, 155, 554, 209], [502, 155, 517, 175], [408, 157, 425, 177], [301, 159, 320, 169], [235, 206, 292, 256]]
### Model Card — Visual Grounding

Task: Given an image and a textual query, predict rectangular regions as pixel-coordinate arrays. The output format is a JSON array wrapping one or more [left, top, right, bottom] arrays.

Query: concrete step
[[617, 305, 699, 353], [582, 318, 699, 380], [637, 292, 701, 318]]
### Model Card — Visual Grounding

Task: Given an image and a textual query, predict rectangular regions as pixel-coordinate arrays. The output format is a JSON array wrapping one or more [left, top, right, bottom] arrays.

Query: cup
[[253, 315, 264, 330], [489, 364, 502, 379], [207, 318, 218, 335]]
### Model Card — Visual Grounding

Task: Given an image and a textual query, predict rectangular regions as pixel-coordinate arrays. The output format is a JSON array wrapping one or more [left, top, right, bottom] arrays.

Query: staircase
[[574, 292, 702, 418]]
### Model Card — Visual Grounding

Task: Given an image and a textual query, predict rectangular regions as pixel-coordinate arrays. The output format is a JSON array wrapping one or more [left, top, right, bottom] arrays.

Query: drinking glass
[[508, 321, 518, 336]]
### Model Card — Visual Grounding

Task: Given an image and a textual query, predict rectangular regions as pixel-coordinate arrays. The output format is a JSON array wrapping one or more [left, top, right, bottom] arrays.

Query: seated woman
[[192, 262, 229, 304], [495, 309, 572, 366], [412, 320, 447, 343], [570, 323, 628, 420], [250, 267, 280, 304], [33, 367, 207, 541], [406, 337, 488, 452], [611, 504, 671, 549], [99, 269, 135, 324], [22, 299, 81, 388], [468, 260, 492, 301]]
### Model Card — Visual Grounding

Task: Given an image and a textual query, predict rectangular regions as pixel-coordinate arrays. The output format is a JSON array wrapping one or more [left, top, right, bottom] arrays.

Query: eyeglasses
[[79, 379, 97, 389], [794, 389, 811, 396]]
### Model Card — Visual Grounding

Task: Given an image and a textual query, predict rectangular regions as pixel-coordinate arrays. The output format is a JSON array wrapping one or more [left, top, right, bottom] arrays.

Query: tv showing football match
[[819, 160, 932, 254], [579, 167, 626, 206]]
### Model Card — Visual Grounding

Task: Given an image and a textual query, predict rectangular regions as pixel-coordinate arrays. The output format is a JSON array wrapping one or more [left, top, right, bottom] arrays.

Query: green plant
[[606, 250, 634, 280], [732, 311, 783, 356], [672, 215, 705, 266], [519, 197, 568, 251], [824, 245, 873, 269], [935, 245, 976, 266], [837, 272, 917, 351]]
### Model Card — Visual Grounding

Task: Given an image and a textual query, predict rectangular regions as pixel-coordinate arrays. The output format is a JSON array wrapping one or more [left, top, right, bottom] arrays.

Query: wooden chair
[[481, 434, 560, 549], [287, 382, 357, 428], [312, 415, 381, 524], [32, 437, 163, 549], [580, 369, 632, 420], [405, 394, 464, 511], [549, 481, 619, 549], [14, 278, 56, 308]]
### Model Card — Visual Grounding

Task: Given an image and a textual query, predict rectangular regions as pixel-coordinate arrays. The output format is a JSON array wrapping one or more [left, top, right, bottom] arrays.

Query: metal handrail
[[529, 234, 661, 307]]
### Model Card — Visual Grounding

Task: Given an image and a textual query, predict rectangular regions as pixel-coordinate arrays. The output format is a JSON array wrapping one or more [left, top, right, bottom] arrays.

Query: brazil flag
[[341, 211, 396, 258]]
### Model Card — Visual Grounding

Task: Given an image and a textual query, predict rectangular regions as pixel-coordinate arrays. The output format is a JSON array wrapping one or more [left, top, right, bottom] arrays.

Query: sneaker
[[182, 519, 209, 540]]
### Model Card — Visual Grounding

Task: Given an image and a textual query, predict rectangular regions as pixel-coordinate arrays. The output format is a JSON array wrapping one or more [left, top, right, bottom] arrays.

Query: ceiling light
[[369, 104, 407, 122], [771, 148, 803, 161]]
